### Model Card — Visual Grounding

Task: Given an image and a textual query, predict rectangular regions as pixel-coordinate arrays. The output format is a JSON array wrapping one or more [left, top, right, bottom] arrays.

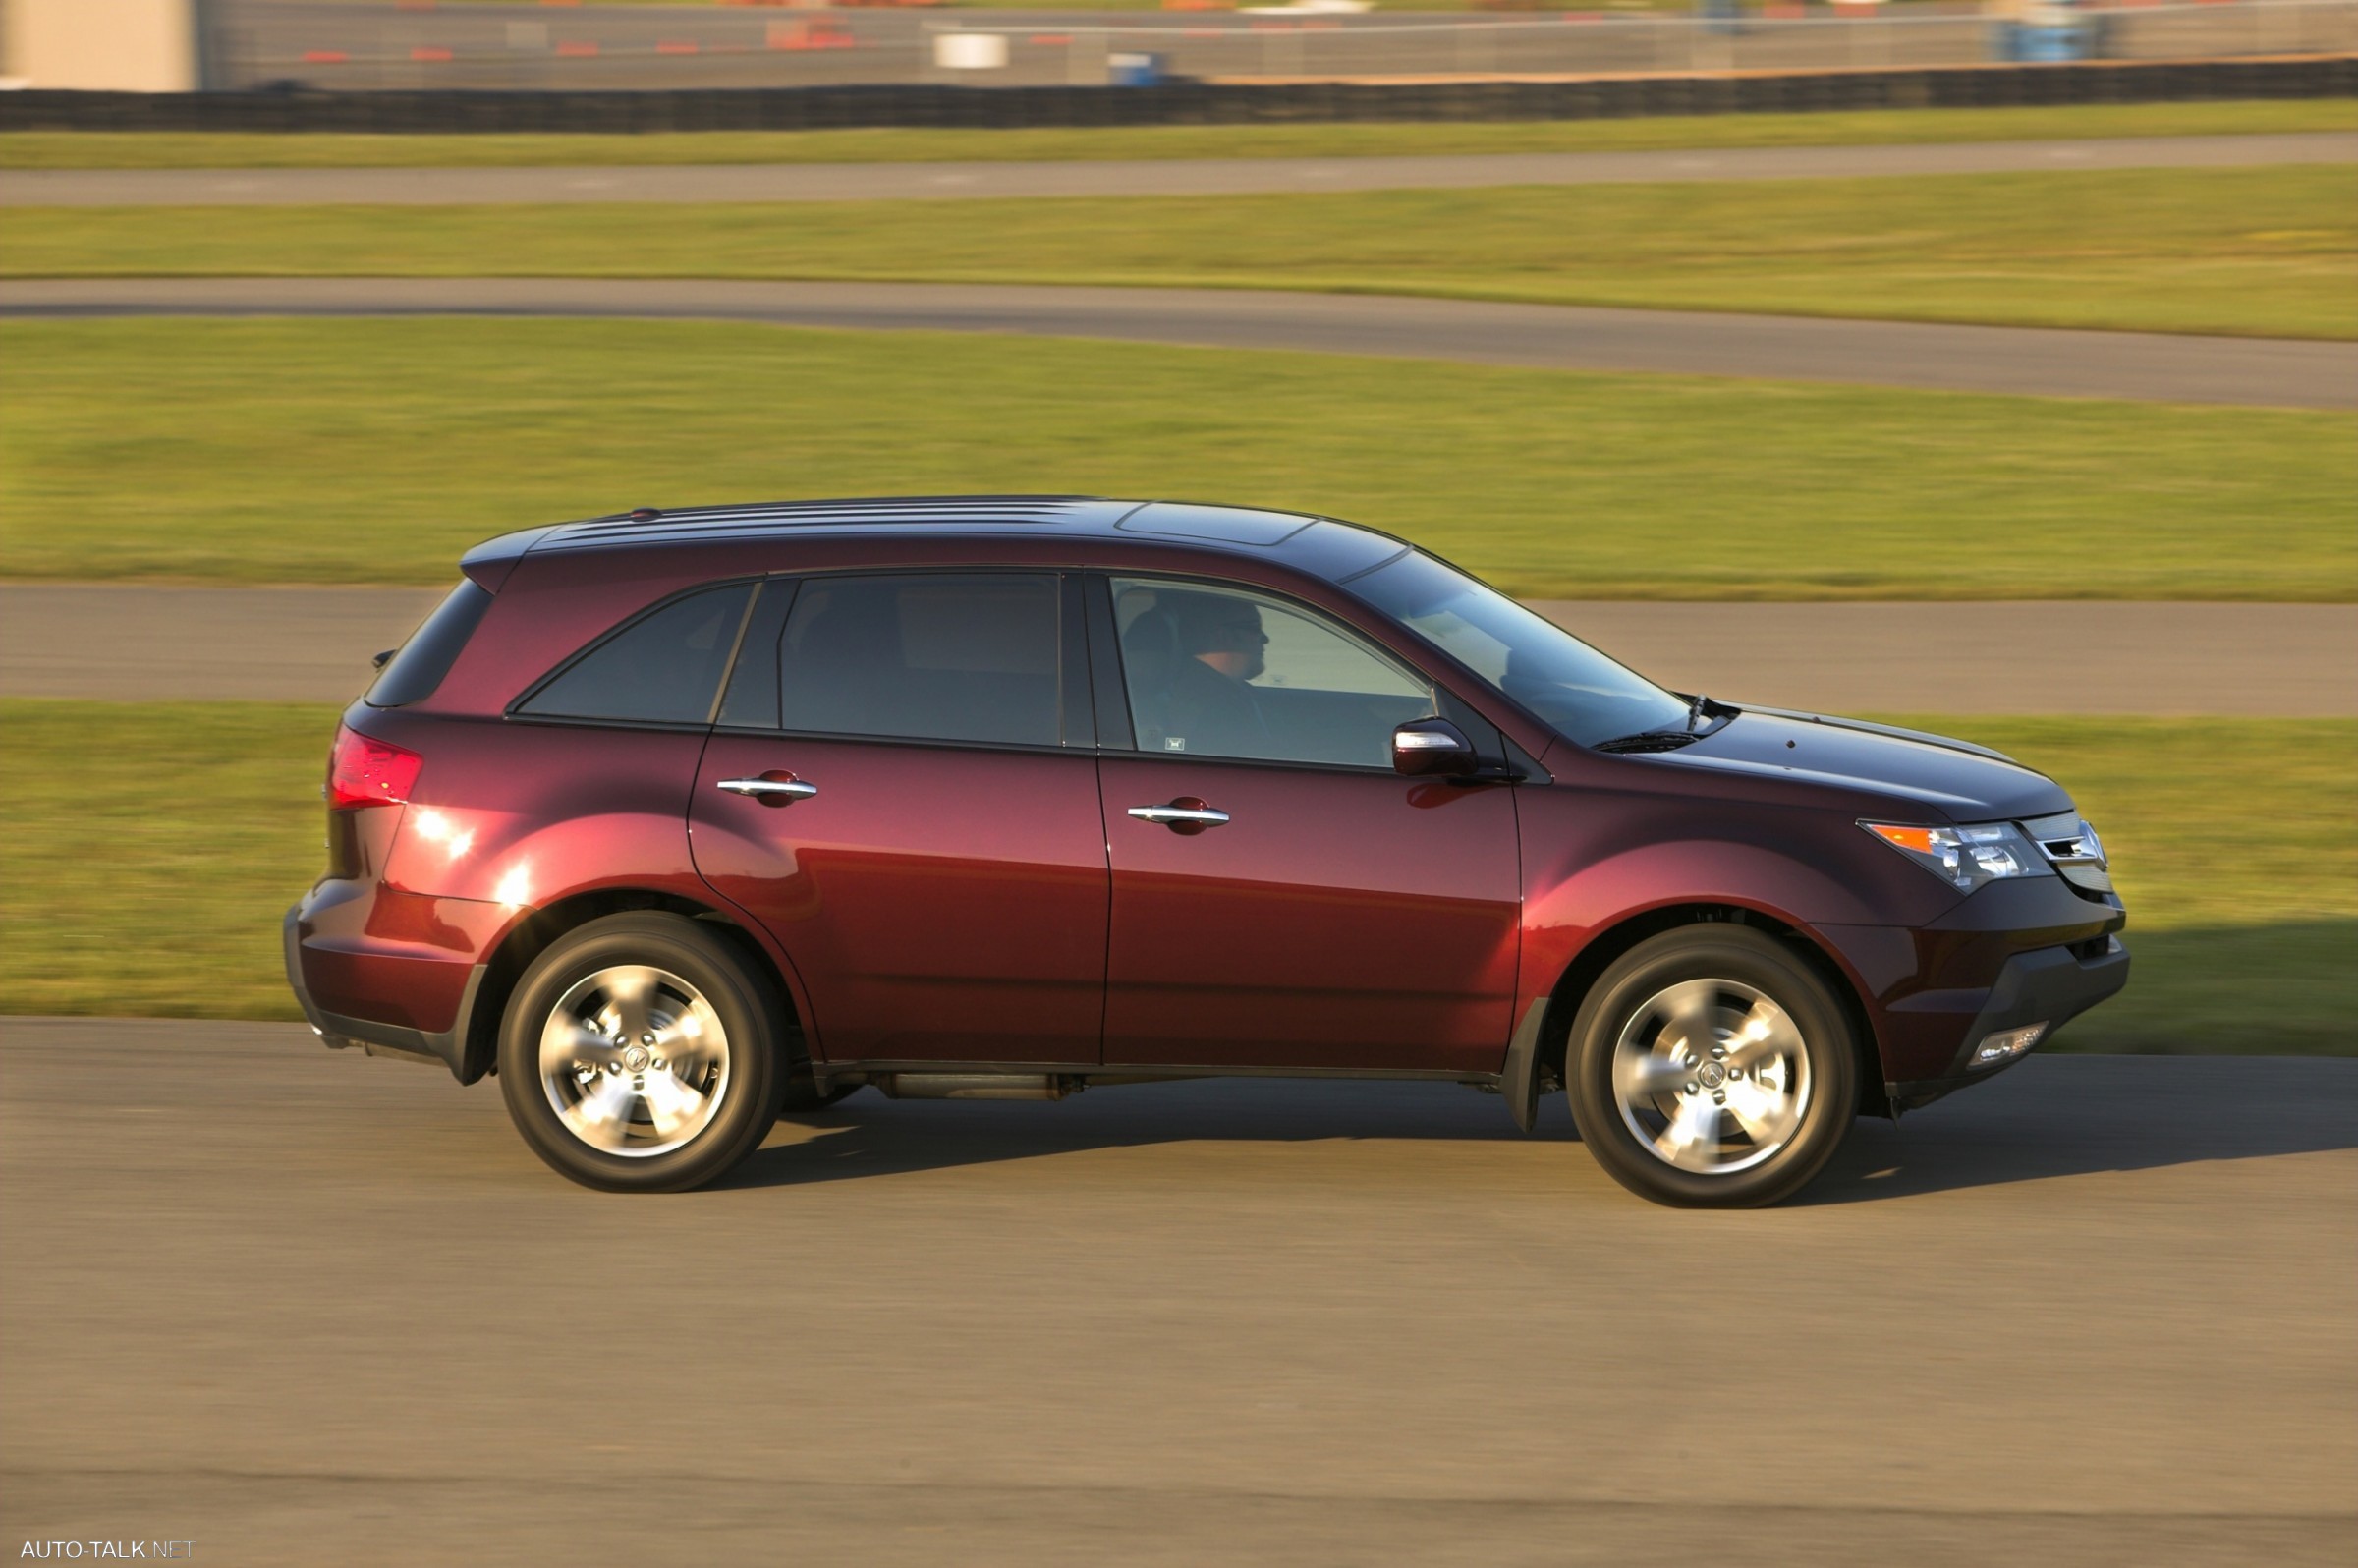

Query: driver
[[1163, 591, 1273, 756]]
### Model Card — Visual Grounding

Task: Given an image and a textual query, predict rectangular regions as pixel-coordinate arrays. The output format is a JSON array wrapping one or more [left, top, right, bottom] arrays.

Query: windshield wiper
[[1594, 697, 1740, 754], [1592, 730, 1703, 755]]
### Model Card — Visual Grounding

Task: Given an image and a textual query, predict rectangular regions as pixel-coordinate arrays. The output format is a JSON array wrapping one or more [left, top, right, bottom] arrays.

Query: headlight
[[1863, 820, 2045, 892]]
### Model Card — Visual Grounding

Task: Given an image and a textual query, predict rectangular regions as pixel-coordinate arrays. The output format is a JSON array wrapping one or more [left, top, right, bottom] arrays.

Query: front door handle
[[1127, 797, 1228, 834], [717, 774, 816, 807]]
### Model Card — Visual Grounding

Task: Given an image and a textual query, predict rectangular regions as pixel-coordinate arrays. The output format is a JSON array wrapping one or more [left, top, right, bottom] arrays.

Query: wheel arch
[[458, 888, 806, 1085], [1533, 903, 1882, 1116]]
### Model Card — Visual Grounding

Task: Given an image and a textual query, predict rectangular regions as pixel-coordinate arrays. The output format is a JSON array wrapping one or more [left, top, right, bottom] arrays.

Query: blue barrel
[[1109, 51, 1165, 88]]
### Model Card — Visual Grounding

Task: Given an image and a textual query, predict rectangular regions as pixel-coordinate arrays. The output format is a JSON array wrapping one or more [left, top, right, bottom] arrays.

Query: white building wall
[[3, 0, 199, 91]]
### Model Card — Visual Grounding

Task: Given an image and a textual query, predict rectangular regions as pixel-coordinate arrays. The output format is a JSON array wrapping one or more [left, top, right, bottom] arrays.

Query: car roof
[[462, 496, 1418, 586]]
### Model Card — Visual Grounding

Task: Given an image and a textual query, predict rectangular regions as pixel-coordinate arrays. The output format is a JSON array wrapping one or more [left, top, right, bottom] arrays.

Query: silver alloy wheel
[[1610, 978, 1812, 1175], [537, 964, 731, 1157]]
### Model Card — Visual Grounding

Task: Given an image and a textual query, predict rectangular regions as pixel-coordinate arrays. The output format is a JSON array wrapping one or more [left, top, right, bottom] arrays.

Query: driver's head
[[1172, 592, 1268, 682]]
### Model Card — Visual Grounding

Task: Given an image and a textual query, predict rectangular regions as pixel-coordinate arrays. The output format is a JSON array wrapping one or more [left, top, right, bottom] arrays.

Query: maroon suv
[[285, 497, 2127, 1205]]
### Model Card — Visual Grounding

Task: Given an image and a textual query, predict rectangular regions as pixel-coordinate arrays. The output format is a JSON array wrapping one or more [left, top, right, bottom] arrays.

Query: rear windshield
[[365, 581, 494, 708]]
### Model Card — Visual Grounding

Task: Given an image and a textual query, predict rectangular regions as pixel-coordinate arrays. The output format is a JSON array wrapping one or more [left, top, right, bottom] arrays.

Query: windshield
[[1351, 551, 1693, 748]]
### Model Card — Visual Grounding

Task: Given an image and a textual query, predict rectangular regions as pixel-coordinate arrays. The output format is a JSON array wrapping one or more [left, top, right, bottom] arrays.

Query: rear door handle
[[718, 775, 817, 807], [1127, 798, 1228, 834]]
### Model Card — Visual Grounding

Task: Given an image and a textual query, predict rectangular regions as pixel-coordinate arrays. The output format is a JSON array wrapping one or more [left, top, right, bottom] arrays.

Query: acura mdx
[[285, 497, 2128, 1205]]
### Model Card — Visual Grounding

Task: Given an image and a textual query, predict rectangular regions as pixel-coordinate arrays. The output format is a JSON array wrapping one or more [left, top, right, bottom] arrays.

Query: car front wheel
[[1565, 925, 1858, 1208], [497, 913, 784, 1193]]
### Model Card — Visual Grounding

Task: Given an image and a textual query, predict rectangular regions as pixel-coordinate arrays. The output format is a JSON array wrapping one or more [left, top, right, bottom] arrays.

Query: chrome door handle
[[1127, 802, 1228, 829], [717, 777, 817, 803]]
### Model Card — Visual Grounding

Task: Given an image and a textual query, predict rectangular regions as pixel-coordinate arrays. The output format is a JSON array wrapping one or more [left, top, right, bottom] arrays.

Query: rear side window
[[518, 581, 756, 726], [365, 581, 493, 708], [775, 574, 1060, 747]]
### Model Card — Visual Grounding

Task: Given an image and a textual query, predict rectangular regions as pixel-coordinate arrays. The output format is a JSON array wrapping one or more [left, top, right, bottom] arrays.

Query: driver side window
[[1110, 577, 1434, 769]]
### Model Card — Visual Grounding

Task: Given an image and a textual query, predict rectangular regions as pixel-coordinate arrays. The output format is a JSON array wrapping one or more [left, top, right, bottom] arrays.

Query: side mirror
[[371, 648, 398, 671], [1392, 717, 1478, 778]]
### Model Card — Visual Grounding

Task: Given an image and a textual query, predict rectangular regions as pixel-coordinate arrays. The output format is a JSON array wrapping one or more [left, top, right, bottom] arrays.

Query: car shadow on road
[[731, 1076, 1554, 1192], [724, 1055, 2358, 1203], [1797, 1054, 2358, 1204]]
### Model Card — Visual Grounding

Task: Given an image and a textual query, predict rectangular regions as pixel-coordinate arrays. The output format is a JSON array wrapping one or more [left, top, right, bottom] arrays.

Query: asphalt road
[[12, 278, 2353, 408], [1, 1019, 2350, 1565], [11, 134, 2349, 207], [6, 583, 2353, 715]]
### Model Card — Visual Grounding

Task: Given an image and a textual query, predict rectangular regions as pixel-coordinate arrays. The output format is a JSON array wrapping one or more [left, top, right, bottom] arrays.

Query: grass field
[[6, 101, 2348, 169], [1870, 716, 2356, 1054], [3, 700, 2345, 1051], [8, 166, 2351, 339], [4, 317, 2350, 597], [0, 700, 336, 1023]]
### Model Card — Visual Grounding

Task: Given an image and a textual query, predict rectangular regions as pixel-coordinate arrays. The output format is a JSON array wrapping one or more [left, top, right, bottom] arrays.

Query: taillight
[[327, 725, 421, 810]]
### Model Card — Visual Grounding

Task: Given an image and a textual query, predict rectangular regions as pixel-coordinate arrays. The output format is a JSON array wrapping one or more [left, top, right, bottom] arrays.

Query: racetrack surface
[[6, 584, 2353, 715], [7, 133, 2346, 206], [2, 1020, 2351, 1566], [10, 277, 2353, 408]]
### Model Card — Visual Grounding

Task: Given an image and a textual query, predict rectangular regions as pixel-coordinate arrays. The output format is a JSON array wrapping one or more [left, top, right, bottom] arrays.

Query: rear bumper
[[284, 900, 490, 1082]]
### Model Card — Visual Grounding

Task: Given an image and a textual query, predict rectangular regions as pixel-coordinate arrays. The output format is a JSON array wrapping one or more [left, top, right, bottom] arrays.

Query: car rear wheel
[[497, 913, 784, 1193], [1565, 925, 1858, 1208]]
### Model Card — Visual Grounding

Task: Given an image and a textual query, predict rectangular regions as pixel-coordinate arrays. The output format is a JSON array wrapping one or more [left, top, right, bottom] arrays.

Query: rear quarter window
[[365, 581, 495, 708], [516, 581, 757, 726]]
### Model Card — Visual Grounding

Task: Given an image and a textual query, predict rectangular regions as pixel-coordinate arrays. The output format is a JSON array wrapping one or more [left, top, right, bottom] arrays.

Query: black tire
[[497, 913, 785, 1193], [1564, 925, 1858, 1209]]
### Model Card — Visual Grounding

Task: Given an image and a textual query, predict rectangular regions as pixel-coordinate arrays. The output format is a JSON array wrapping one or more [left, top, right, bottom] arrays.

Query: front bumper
[[1884, 933, 2130, 1110], [1817, 873, 2129, 1112]]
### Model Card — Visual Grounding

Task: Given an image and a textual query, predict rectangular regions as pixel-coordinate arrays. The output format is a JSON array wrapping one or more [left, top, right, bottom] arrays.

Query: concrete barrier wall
[[2, 0, 196, 91], [0, 54, 2349, 132]]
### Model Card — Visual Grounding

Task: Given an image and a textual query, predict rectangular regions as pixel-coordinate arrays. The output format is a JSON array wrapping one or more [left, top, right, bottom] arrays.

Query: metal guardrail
[[182, 0, 2358, 92], [4, 55, 2351, 132]]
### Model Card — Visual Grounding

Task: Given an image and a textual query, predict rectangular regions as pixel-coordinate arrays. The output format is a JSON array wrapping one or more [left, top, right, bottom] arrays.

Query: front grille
[[2021, 809, 2113, 899]]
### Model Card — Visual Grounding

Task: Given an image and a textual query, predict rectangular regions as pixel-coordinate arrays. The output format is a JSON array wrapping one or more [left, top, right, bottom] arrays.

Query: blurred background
[[3, 0, 2349, 1046], [7, 0, 2357, 91], [0, 3, 2351, 1564]]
